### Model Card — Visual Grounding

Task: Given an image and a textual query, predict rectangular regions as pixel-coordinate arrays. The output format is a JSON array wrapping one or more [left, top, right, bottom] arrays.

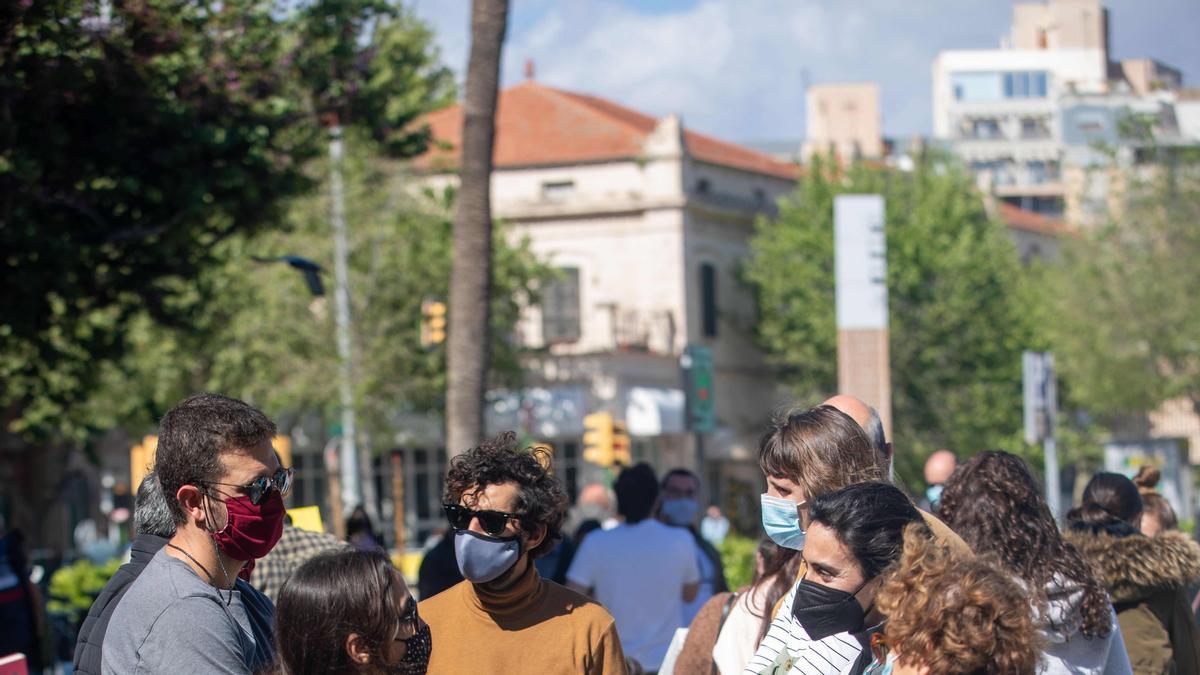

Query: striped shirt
[[743, 579, 867, 675]]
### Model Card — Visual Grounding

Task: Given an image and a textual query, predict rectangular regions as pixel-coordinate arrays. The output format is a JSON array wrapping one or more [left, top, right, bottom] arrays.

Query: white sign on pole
[[834, 195, 888, 330], [1023, 351, 1061, 517]]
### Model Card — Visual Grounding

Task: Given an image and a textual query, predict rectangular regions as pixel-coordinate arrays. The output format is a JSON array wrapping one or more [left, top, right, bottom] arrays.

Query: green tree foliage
[[1047, 154, 1200, 423], [81, 132, 550, 442], [1, 0, 318, 437], [743, 156, 1041, 486]]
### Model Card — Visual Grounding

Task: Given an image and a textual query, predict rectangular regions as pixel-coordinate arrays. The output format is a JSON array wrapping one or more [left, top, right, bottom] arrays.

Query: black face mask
[[391, 623, 431, 674], [791, 576, 869, 641]]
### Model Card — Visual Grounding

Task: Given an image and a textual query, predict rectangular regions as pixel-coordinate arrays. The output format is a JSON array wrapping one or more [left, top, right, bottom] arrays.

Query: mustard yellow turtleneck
[[419, 556, 628, 674]]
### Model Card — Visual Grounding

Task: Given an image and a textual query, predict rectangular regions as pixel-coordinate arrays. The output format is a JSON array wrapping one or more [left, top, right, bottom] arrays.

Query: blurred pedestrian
[[347, 506, 383, 552], [744, 482, 930, 674], [571, 483, 619, 532], [659, 468, 729, 625], [568, 463, 698, 673], [700, 505, 730, 546], [103, 393, 288, 674], [821, 395, 892, 476], [416, 529, 462, 601], [251, 514, 347, 604], [271, 549, 429, 674], [0, 514, 41, 672], [420, 432, 626, 674], [675, 539, 802, 674], [1065, 472, 1200, 674], [1133, 466, 1179, 537], [918, 450, 956, 513], [869, 525, 1040, 674], [939, 451, 1131, 674]]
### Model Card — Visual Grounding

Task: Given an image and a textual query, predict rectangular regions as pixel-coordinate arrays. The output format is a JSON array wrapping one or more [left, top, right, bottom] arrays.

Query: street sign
[[683, 345, 716, 433], [1023, 351, 1057, 445]]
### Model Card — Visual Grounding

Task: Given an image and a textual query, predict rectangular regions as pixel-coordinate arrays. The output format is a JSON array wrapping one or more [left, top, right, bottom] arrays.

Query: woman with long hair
[[273, 549, 430, 674], [1065, 472, 1200, 674], [870, 524, 1041, 674], [939, 451, 1131, 674], [675, 539, 803, 674]]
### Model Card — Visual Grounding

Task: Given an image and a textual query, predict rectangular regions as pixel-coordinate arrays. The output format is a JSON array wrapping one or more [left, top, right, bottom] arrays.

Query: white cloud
[[411, 0, 1200, 143]]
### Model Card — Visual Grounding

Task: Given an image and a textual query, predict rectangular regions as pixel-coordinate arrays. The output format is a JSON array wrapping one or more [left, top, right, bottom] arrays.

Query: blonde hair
[[876, 525, 1041, 675]]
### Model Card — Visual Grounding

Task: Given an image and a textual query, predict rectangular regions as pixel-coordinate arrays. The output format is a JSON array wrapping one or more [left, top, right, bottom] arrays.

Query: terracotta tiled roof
[[416, 81, 798, 180], [997, 202, 1073, 236]]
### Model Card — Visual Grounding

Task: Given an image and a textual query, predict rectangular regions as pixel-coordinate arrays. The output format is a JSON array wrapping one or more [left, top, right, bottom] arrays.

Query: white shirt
[[713, 584, 772, 675], [567, 518, 700, 671], [743, 579, 866, 675]]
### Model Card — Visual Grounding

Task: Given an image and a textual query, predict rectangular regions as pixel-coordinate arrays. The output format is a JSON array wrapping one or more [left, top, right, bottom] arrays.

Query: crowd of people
[[25, 390, 1200, 674]]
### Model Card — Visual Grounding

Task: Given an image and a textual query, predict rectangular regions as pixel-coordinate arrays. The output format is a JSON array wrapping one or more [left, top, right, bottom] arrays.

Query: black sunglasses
[[394, 595, 419, 639], [443, 503, 517, 537], [203, 467, 294, 505]]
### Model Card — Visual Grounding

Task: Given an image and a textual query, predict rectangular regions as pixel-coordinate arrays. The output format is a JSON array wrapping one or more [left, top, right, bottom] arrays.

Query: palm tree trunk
[[445, 0, 509, 458]]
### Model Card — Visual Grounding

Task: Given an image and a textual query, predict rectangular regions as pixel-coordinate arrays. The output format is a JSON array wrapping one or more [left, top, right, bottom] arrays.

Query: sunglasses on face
[[394, 595, 419, 640], [203, 467, 294, 505], [442, 503, 517, 537]]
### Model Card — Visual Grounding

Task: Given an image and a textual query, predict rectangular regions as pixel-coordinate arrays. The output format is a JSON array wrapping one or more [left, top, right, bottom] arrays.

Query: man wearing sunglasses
[[419, 432, 629, 674], [103, 393, 289, 675]]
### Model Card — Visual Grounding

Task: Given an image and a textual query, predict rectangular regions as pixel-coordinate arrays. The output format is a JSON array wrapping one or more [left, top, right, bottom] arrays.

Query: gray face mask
[[454, 529, 521, 584]]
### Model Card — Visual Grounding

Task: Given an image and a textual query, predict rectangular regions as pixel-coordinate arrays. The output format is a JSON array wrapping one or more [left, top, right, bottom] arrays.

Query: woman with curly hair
[[939, 451, 1132, 674], [1065, 472, 1200, 674], [868, 524, 1041, 674]]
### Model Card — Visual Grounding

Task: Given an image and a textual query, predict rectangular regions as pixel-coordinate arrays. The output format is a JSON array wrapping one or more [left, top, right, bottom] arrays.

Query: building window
[[542, 267, 581, 343], [951, 71, 1002, 102], [969, 118, 1003, 140], [541, 180, 575, 202], [1003, 71, 1048, 99], [1020, 117, 1051, 139], [753, 188, 767, 205], [700, 263, 717, 338], [695, 178, 711, 194]]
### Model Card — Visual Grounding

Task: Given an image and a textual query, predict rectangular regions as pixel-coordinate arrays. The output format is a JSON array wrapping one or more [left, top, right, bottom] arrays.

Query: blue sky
[[411, 0, 1200, 144]]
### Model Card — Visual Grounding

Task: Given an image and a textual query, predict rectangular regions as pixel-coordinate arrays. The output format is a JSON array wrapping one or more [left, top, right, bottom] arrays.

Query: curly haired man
[[419, 432, 628, 674]]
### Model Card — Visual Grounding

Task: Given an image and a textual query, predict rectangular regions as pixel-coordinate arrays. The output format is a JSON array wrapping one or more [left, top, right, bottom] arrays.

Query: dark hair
[[134, 472, 177, 539], [613, 463, 659, 523], [1134, 466, 1178, 533], [939, 451, 1111, 638], [754, 540, 803, 646], [661, 468, 700, 490], [442, 431, 568, 559], [758, 406, 885, 502], [807, 482, 926, 579], [155, 393, 277, 525], [274, 549, 405, 674], [1066, 472, 1144, 530]]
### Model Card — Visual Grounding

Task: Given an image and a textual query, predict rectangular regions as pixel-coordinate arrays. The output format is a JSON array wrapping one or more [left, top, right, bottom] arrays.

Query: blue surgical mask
[[926, 484, 944, 507], [454, 529, 521, 584], [761, 493, 806, 550], [661, 498, 700, 526]]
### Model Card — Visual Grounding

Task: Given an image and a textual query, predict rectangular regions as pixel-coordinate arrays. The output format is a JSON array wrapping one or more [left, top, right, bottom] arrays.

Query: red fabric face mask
[[208, 488, 286, 569]]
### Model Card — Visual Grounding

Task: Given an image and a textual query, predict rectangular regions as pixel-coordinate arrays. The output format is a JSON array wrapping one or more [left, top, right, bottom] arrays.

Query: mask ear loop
[[201, 488, 235, 606]]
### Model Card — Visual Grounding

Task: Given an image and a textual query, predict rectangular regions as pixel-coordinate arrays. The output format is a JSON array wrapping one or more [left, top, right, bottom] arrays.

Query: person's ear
[[525, 523, 547, 553], [345, 633, 372, 665], [176, 485, 208, 527]]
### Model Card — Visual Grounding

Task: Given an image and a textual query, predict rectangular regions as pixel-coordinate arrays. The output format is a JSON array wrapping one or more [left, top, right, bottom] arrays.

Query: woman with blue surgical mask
[[745, 483, 929, 675]]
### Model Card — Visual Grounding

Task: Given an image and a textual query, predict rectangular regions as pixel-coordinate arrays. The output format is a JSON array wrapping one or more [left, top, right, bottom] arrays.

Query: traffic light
[[420, 298, 447, 347], [612, 420, 631, 467], [684, 344, 716, 432], [583, 412, 615, 467]]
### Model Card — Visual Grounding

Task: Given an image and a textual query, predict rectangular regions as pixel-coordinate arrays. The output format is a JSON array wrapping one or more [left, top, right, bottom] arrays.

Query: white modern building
[[933, 0, 1193, 222]]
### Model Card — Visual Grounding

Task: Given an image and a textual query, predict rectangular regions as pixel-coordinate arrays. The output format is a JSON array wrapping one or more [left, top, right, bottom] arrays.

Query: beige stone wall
[[803, 82, 883, 161]]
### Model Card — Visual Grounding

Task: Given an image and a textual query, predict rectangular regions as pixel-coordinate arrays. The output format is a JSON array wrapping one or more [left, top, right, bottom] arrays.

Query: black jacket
[[72, 534, 168, 675]]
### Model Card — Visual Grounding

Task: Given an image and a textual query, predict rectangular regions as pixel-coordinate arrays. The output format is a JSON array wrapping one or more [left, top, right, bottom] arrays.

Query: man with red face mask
[[103, 393, 289, 674]]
